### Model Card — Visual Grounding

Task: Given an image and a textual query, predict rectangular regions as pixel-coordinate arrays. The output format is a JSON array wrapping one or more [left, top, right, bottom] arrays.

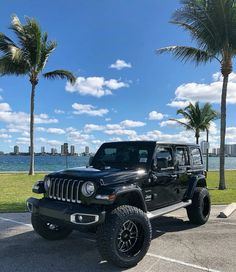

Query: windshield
[[91, 142, 155, 170]]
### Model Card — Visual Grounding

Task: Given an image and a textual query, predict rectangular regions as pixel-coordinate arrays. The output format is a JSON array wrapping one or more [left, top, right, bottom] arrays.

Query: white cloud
[[66, 76, 129, 97], [67, 130, 91, 143], [0, 133, 11, 138], [16, 137, 30, 145], [106, 124, 122, 130], [0, 111, 58, 125], [109, 137, 122, 142], [84, 124, 104, 133], [0, 103, 11, 112], [167, 100, 190, 108], [46, 128, 65, 135], [110, 59, 132, 70], [104, 129, 137, 137], [72, 103, 109, 117], [105, 118, 111, 122], [148, 111, 165, 120], [38, 137, 62, 147], [0, 95, 3, 101], [174, 72, 236, 104], [120, 120, 146, 128], [54, 109, 65, 114], [129, 129, 195, 143], [160, 118, 187, 128]]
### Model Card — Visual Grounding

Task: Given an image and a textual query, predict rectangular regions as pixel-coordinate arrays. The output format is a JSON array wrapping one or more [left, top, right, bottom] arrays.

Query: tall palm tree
[[156, 0, 236, 190], [0, 15, 76, 175], [171, 102, 218, 145]]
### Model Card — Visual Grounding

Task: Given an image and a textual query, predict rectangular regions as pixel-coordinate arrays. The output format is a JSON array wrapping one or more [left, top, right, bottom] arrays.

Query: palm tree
[[0, 15, 76, 175], [171, 102, 218, 145], [156, 0, 236, 190]]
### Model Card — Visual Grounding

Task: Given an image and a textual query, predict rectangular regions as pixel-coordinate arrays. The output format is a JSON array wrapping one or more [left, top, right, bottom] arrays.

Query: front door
[[145, 145, 177, 210]]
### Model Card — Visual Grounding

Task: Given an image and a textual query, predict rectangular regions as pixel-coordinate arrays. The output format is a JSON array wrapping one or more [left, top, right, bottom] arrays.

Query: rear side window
[[176, 147, 189, 166], [190, 148, 202, 166]]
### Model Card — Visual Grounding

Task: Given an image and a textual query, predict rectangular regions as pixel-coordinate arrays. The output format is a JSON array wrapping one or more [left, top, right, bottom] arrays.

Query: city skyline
[[0, 1, 236, 153]]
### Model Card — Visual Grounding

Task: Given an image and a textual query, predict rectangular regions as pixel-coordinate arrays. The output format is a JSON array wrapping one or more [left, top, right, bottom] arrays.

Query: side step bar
[[147, 200, 192, 219]]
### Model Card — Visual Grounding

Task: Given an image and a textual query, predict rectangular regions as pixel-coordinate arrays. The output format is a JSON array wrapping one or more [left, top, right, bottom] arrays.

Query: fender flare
[[114, 187, 147, 212], [185, 174, 206, 199]]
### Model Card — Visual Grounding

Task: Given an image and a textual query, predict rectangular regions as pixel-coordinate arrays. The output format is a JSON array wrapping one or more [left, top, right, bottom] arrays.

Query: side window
[[190, 148, 202, 166], [156, 146, 173, 169], [176, 147, 189, 166]]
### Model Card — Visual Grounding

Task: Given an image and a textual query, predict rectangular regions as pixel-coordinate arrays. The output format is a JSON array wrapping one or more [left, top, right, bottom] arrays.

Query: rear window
[[190, 148, 202, 166]]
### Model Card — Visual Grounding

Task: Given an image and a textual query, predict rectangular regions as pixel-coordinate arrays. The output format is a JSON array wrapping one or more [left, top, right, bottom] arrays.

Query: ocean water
[[0, 155, 235, 172]]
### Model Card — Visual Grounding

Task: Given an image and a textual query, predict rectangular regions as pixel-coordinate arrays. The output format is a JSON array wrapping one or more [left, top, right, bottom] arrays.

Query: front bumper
[[26, 197, 106, 227]]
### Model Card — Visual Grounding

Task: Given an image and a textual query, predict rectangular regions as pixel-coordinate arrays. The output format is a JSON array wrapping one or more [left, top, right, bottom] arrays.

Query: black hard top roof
[[104, 141, 199, 147]]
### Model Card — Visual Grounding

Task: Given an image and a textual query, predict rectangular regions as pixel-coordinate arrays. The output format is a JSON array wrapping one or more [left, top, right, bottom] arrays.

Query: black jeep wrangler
[[27, 141, 210, 268]]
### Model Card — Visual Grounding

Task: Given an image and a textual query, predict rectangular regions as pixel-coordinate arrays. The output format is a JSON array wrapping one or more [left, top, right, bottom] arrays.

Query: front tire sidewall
[[97, 205, 152, 268]]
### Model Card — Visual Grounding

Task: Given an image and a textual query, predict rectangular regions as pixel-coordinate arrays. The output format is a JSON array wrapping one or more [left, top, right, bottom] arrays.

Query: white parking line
[[147, 253, 222, 272], [0, 216, 32, 228]]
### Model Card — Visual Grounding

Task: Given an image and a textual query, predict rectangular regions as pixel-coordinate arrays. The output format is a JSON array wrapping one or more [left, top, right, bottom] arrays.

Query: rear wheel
[[97, 205, 152, 268], [187, 187, 211, 225], [31, 214, 73, 240]]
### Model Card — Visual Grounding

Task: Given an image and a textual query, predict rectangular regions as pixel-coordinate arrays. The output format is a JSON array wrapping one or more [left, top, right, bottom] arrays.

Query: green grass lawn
[[0, 171, 235, 212]]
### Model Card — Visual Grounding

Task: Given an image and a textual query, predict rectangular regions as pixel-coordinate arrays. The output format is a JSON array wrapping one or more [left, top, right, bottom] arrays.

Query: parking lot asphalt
[[0, 205, 235, 272]]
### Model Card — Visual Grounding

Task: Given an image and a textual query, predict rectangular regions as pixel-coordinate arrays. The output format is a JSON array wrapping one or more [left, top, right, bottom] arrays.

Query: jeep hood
[[48, 166, 148, 185]]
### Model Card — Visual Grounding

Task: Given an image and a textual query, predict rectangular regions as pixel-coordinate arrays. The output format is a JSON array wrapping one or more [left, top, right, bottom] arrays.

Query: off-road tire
[[96, 205, 152, 268], [31, 214, 73, 240], [187, 187, 211, 225]]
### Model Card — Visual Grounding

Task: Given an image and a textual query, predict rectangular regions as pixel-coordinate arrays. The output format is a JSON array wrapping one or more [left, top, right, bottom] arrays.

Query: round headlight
[[44, 177, 51, 191], [81, 181, 95, 197]]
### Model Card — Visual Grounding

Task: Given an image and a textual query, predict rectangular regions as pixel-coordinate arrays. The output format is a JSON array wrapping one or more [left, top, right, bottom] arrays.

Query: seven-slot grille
[[48, 178, 82, 203]]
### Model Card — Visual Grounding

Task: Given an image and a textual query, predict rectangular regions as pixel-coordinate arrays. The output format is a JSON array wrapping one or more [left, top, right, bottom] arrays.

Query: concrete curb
[[218, 203, 236, 218]]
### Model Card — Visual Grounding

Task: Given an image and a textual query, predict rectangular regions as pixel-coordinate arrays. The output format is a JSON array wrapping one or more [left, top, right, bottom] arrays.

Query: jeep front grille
[[48, 178, 82, 203]]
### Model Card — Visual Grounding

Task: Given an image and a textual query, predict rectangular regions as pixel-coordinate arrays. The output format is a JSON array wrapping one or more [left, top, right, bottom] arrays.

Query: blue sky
[[0, 0, 236, 153]]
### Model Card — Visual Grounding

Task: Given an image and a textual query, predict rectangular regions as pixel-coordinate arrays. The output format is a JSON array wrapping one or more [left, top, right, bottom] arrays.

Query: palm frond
[[169, 118, 193, 131], [156, 46, 214, 64], [37, 39, 57, 72], [43, 69, 76, 83], [0, 55, 29, 75]]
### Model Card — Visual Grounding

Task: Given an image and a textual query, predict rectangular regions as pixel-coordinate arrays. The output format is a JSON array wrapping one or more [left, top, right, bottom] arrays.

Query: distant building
[[200, 141, 208, 155], [85, 146, 89, 155], [225, 145, 232, 156], [212, 148, 220, 156], [51, 148, 57, 155], [28, 146, 31, 154], [41, 146, 45, 154], [61, 143, 69, 155], [70, 145, 75, 155], [231, 144, 236, 156], [14, 145, 19, 155]]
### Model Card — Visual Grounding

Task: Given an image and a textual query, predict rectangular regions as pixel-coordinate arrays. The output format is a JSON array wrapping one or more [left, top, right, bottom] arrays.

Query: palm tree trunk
[[206, 129, 209, 172], [29, 83, 36, 175], [219, 74, 229, 190]]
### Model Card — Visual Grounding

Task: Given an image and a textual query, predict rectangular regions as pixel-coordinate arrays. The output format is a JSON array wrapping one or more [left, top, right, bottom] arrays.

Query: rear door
[[174, 146, 191, 202]]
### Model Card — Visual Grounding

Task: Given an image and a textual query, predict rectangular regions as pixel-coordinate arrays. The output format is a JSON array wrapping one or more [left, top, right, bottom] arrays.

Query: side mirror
[[88, 155, 94, 166]]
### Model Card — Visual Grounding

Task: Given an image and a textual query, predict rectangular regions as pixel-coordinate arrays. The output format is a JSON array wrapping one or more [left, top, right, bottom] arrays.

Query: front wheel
[[187, 187, 211, 225], [31, 214, 73, 240], [96, 205, 152, 268]]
